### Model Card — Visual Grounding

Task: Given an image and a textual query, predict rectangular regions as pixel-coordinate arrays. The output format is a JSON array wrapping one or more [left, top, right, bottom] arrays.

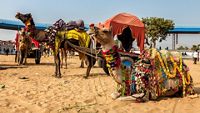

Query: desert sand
[[0, 54, 200, 113]]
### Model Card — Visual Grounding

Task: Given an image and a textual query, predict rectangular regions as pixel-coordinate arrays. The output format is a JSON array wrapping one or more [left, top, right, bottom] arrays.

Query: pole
[[172, 34, 175, 50], [176, 33, 178, 44]]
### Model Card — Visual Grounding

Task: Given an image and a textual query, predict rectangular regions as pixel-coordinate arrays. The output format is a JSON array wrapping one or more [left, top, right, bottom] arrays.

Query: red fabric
[[15, 32, 20, 51], [98, 13, 145, 52], [31, 37, 39, 48]]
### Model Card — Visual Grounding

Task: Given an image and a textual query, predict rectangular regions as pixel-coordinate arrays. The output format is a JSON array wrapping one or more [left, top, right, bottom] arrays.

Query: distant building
[[0, 40, 15, 54]]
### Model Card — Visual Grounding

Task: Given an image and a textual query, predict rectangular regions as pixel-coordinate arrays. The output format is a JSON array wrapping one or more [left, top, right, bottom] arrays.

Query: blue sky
[[0, 0, 200, 48]]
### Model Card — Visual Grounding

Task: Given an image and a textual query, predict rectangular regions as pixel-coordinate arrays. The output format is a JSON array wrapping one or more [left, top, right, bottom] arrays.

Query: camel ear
[[28, 13, 32, 17]]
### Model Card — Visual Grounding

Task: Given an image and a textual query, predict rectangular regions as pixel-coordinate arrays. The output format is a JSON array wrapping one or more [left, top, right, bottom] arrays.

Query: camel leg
[[60, 48, 64, 68], [23, 50, 28, 65], [54, 52, 61, 78], [63, 49, 67, 69], [83, 56, 96, 78], [53, 53, 58, 77], [80, 60, 84, 68], [79, 53, 85, 68], [15, 51, 18, 62], [19, 50, 25, 65], [60, 47, 67, 69], [17, 51, 21, 65], [57, 52, 61, 78]]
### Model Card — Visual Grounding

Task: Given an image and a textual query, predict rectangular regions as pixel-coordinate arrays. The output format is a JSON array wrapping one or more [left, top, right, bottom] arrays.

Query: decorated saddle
[[103, 47, 195, 101]]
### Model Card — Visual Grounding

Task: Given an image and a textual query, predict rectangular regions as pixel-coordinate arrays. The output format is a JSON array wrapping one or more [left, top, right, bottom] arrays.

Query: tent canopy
[[98, 13, 145, 51]]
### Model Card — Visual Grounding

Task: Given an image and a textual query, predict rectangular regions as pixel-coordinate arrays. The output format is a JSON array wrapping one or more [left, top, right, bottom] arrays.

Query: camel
[[45, 19, 97, 78], [16, 28, 32, 65], [88, 25, 195, 102], [15, 12, 46, 65]]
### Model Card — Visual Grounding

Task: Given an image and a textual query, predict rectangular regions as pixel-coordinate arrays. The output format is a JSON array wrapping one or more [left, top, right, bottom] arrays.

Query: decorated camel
[[15, 12, 46, 65], [45, 19, 97, 78], [88, 25, 195, 102], [15, 28, 32, 65]]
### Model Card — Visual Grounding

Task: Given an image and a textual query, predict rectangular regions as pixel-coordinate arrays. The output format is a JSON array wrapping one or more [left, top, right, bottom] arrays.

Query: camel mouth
[[15, 12, 20, 19], [15, 15, 19, 19]]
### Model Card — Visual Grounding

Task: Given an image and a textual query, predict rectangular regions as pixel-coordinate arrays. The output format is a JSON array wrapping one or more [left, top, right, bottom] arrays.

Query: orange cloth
[[98, 13, 145, 52]]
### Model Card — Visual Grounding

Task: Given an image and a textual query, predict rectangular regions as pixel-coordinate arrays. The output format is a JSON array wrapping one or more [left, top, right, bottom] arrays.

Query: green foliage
[[177, 46, 185, 50], [142, 17, 175, 48], [185, 46, 189, 50], [191, 44, 200, 50], [177, 46, 189, 50]]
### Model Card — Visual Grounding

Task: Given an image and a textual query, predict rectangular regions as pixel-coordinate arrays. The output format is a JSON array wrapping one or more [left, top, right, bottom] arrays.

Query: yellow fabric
[[65, 29, 81, 40], [55, 30, 90, 59], [57, 29, 90, 48], [65, 29, 90, 48]]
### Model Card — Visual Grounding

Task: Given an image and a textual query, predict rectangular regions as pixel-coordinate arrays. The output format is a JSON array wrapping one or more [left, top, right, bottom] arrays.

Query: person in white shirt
[[193, 50, 198, 64]]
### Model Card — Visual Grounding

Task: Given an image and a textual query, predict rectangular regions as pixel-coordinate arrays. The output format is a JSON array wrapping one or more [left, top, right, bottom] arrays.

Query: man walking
[[193, 50, 198, 64]]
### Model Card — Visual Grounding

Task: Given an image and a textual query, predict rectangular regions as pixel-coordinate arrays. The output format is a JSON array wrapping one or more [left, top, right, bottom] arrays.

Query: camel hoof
[[63, 66, 67, 69], [56, 76, 62, 78], [52, 74, 56, 77], [56, 74, 62, 78], [83, 75, 88, 79]]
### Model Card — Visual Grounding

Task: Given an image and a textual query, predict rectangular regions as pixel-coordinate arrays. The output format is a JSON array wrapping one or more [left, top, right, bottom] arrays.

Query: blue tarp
[[0, 19, 50, 30], [169, 27, 200, 33], [1, 19, 200, 33]]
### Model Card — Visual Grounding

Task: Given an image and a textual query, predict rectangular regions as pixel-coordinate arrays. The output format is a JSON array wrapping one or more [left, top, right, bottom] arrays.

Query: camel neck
[[102, 45, 121, 69]]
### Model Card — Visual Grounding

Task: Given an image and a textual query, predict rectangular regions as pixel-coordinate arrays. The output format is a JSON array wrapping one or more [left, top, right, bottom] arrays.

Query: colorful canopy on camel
[[98, 13, 145, 52]]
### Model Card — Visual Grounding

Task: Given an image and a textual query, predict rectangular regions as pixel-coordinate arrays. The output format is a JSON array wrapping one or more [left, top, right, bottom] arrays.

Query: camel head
[[87, 24, 112, 46], [15, 12, 35, 26], [15, 12, 21, 19]]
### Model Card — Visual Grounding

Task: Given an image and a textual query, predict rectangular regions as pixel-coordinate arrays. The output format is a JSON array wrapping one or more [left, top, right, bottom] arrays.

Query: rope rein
[[66, 40, 103, 60]]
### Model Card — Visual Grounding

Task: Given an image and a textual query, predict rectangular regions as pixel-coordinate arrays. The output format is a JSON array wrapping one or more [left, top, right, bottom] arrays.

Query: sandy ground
[[0, 54, 200, 113]]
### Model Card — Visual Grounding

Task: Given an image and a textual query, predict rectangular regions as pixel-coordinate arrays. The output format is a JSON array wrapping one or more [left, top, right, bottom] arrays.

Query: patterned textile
[[102, 47, 195, 101], [45, 19, 90, 56], [131, 48, 194, 100], [45, 19, 67, 51], [102, 45, 121, 69]]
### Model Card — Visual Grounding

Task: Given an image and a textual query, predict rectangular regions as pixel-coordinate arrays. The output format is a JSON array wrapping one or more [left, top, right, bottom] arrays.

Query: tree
[[142, 17, 175, 48], [191, 44, 199, 50], [198, 44, 200, 49], [185, 46, 189, 50], [177, 46, 189, 50], [177, 46, 185, 50]]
